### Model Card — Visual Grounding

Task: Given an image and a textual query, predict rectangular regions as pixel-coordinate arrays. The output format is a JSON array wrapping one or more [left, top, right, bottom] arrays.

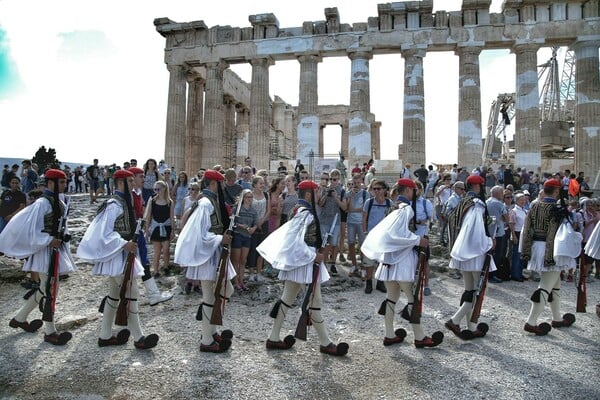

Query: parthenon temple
[[155, 0, 600, 188]]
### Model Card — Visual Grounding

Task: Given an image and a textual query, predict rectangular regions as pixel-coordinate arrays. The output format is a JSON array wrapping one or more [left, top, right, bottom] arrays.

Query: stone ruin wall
[[156, 0, 600, 188]]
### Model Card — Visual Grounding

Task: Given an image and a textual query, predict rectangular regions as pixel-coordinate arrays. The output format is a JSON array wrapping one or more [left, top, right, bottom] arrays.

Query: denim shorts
[[232, 233, 252, 249]]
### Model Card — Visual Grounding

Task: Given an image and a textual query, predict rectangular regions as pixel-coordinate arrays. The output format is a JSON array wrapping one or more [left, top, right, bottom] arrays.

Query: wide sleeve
[[450, 203, 493, 261], [0, 198, 53, 258], [361, 207, 421, 263], [76, 200, 128, 262], [584, 222, 600, 259], [257, 210, 316, 268], [174, 199, 222, 266]]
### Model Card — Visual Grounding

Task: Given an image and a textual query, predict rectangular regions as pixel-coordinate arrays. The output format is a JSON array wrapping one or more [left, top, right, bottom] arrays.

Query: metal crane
[[482, 93, 515, 165]]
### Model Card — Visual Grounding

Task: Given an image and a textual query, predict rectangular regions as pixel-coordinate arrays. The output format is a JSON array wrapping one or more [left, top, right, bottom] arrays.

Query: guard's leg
[[99, 277, 120, 340], [450, 271, 476, 324], [549, 276, 575, 328], [11, 286, 43, 333], [200, 280, 216, 346], [524, 271, 559, 335], [267, 281, 302, 349], [125, 276, 158, 349], [310, 284, 349, 356], [380, 281, 406, 345]]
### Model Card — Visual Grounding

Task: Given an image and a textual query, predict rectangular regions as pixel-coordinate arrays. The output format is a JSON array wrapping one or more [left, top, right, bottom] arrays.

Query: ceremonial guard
[[257, 179, 349, 356], [361, 178, 443, 348], [1, 169, 76, 345], [128, 166, 172, 305], [77, 169, 159, 349], [444, 175, 496, 340], [520, 179, 577, 335], [174, 170, 236, 353]]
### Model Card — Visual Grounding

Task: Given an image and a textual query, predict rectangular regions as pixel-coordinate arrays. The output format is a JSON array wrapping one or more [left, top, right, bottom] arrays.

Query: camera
[[327, 189, 334, 196]]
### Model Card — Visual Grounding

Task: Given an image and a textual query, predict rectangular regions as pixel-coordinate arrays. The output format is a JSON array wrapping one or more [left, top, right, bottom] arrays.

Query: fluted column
[[235, 106, 250, 168], [202, 61, 228, 168], [513, 42, 542, 173], [348, 50, 373, 164], [401, 47, 426, 166], [573, 38, 600, 189], [341, 123, 349, 158], [185, 75, 204, 175], [372, 121, 382, 160], [223, 95, 236, 168], [249, 57, 274, 169], [296, 54, 322, 164], [456, 45, 483, 169], [164, 64, 187, 172]]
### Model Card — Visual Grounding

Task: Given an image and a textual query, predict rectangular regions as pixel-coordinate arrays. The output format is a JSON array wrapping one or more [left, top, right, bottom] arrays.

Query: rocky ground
[[0, 193, 598, 400]]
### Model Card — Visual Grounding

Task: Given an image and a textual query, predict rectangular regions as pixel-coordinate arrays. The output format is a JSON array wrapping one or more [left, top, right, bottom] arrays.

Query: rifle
[[115, 219, 145, 326], [210, 201, 240, 325], [576, 262, 587, 313], [410, 250, 428, 324], [41, 196, 70, 322], [470, 253, 492, 323], [295, 213, 338, 340]]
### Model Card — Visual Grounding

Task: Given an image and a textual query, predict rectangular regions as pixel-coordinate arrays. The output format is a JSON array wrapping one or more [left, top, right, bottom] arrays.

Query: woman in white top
[[509, 193, 528, 281]]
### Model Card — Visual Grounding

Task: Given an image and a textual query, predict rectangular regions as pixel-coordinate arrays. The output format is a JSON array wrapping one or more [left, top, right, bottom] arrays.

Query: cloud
[[57, 30, 116, 62], [0, 26, 24, 99]]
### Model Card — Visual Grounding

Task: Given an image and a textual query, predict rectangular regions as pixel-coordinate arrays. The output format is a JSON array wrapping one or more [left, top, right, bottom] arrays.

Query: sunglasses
[[321, 178, 330, 181], [154, 188, 162, 192], [372, 187, 383, 191], [331, 178, 339, 181]]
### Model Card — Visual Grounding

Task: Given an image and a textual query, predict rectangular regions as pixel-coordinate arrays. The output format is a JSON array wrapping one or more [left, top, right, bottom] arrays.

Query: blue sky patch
[[0, 27, 24, 100], [57, 30, 116, 61]]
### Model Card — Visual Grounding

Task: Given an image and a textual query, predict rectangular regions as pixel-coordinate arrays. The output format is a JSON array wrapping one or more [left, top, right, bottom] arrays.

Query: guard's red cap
[[543, 179, 561, 188], [466, 175, 484, 186], [203, 169, 224, 181], [396, 178, 417, 189], [298, 180, 319, 190], [114, 170, 134, 180], [45, 169, 66, 179], [127, 167, 144, 175]]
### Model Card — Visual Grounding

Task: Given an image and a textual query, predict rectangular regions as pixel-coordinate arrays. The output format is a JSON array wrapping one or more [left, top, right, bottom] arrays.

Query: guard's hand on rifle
[[419, 237, 429, 248], [314, 252, 324, 264], [50, 238, 62, 249], [221, 232, 232, 245], [123, 241, 138, 253]]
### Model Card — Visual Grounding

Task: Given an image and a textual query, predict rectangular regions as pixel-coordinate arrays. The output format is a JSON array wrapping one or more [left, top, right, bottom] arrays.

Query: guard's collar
[[297, 199, 312, 210], [202, 189, 217, 200], [396, 195, 411, 205], [43, 189, 55, 196], [542, 197, 557, 203], [114, 191, 126, 200]]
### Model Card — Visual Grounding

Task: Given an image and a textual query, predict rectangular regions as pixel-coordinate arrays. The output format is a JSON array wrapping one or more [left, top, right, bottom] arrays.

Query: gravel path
[[0, 194, 598, 400]]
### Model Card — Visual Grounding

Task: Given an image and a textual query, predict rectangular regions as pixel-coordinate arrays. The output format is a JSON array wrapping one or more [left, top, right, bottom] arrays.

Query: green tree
[[32, 146, 61, 172]]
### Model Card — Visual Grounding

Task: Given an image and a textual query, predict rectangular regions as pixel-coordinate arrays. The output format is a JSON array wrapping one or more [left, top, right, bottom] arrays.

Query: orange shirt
[[568, 178, 579, 198]]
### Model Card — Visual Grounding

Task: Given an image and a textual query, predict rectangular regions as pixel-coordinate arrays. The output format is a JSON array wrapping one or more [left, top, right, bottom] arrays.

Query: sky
[[0, 0, 558, 169]]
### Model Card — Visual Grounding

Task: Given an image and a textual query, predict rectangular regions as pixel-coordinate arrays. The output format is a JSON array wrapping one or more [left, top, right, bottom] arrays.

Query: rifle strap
[[548, 288, 558, 302]]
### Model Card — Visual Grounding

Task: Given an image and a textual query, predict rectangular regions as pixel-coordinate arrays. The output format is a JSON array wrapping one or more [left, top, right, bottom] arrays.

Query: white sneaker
[[255, 274, 266, 282], [144, 278, 174, 306]]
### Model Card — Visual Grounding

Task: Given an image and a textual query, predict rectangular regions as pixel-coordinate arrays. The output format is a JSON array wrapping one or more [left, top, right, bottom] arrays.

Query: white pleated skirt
[[449, 253, 497, 272], [22, 244, 76, 274], [277, 262, 330, 284], [185, 250, 237, 281], [527, 241, 575, 272], [374, 262, 416, 282]]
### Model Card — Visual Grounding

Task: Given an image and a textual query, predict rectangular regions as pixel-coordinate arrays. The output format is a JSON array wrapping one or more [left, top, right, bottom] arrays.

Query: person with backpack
[[344, 173, 369, 276], [317, 169, 346, 275], [361, 179, 393, 294]]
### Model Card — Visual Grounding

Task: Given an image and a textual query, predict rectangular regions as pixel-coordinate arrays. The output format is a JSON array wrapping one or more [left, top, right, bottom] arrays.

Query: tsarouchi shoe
[[134, 334, 159, 350], [414, 331, 444, 348], [524, 322, 551, 336], [9, 318, 43, 333], [200, 339, 231, 353], [319, 342, 349, 356], [44, 331, 73, 346], [383, 328, 407, 346], [266, 335, 296, 350], [551, 313, 575, 328], [98, 329, 130, 347]]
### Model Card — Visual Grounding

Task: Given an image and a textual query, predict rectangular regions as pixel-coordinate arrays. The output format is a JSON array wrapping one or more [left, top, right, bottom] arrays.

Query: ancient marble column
[[223, 95, 236, 169], [185, 75, 204, 175], [372, 121, 382, 160], [235, 106, 250, 168], [341, 123, 349, 158], [201, 61, 228, 168], [296, 54, 321, 164], [573, 38, 600, 189], [456, 44, 483, 170], [512, 42, 542, 173], [249, 57, 274, 169], [401, 47, 426, 166], [164, 64, 187, 173], [348, 51, 372, 164]]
